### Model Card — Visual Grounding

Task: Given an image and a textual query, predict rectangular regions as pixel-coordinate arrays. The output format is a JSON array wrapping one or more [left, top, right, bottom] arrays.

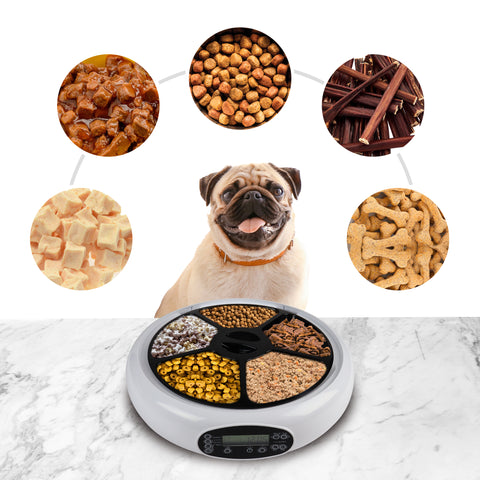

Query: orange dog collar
[[213, 240, 293, 266]]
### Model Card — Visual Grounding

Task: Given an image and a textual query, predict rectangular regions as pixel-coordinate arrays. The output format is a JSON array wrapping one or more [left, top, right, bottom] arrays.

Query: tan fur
[[155, 163, 307, 317]]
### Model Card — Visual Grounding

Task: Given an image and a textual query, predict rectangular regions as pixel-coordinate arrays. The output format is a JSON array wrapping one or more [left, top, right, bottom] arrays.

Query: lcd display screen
[[222, 434, 269, 446]]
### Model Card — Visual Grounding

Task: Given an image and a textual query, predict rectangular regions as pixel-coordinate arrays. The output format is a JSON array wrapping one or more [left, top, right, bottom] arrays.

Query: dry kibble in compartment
[[58, 54, 159, 156], [347, 188, 449, 290], [200, 304, 276, 328], [265, 317, 332, 357], [30, 188, 133, 290], [246, 352, 327, 404], [189, 28, 291, 128], [150, 315, 218, 358], [157, 352, 240, 403]]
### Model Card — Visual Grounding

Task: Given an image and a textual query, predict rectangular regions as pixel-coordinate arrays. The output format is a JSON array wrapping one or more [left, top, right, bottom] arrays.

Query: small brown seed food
[[200, 304, 277, 328]]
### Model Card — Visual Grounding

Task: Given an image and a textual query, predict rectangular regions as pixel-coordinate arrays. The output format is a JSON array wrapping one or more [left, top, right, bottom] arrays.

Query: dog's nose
[[243, 190, 263, 201]]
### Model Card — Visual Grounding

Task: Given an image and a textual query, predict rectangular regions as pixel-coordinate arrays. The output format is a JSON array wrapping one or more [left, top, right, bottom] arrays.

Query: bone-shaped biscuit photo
[[347, 188, 449, 290]]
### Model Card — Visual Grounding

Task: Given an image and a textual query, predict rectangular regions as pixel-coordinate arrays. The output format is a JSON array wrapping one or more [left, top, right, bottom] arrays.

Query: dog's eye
[[221, 189, 235, 204], [272, 186, 284, 198]]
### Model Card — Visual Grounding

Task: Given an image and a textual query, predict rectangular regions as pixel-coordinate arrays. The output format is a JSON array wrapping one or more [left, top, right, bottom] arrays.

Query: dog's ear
[[199, 166, 231, 206], [269, 164, 301, 199]]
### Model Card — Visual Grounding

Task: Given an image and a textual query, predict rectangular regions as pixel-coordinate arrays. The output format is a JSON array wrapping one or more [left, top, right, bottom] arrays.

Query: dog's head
[[200, 163, 301, 258]]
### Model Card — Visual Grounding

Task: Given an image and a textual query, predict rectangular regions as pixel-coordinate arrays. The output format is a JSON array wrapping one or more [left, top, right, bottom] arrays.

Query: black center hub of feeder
[[211, 327, 270, 357]]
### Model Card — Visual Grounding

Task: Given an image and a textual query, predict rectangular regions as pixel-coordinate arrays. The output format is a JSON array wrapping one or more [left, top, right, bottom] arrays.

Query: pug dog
[[155, 162, 307, 317]]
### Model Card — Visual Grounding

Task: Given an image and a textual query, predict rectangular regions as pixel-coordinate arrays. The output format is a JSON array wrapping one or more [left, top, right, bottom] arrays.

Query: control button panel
[[198, 425, 293, 459]]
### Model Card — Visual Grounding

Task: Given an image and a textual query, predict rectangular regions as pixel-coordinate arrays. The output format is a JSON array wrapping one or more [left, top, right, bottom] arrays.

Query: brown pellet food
[[322, 54, 424, 156], [347, 188, 449, 289], [157, 352, 240, 403], [200, 304, 276, 328], [246, 352, 326, 404], [150, 315, 218, 358], [189, 28, 291, 128], [58, 54, 159, 156], [265, 317, 332, 357]]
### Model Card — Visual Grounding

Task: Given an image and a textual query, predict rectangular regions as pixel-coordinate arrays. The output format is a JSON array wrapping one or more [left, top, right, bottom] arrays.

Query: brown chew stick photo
[[322, 54, 424, 156], [336, 64, 417, 105], [343, 137, 412, 153], [324, 85, 401, 114], [359, 64, 408, 145], [323, 62, 398, 123]]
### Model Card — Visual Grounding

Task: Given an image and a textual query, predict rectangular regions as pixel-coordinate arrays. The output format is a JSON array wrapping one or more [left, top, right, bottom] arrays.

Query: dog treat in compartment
[[157, 352, 240, 403], [189, 27, 291, 128], [150, 315, 218, 358], [322, 54, 424, 156], [265, 317, 332, 357], [246, 352, 326, 404], [200, 304, 276, 328], [30, 188, 132, 290], [58, 54, 159, 156], [347, 188, 449, 289]]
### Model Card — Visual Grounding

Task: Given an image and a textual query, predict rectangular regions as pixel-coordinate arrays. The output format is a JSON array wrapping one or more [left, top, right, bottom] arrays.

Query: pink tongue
[[238, 217, 266, 233]]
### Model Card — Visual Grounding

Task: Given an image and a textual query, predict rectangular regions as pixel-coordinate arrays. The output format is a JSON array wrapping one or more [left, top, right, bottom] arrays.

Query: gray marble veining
[[0, 318, 479, 480]]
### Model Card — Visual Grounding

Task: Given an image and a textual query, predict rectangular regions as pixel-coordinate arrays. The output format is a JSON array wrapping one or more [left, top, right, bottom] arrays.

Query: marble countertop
[[1, 318, 479, 480]]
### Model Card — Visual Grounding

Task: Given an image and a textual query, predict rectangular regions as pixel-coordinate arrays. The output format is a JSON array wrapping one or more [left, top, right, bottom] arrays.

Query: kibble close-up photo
[[189, 27, 291, 128]]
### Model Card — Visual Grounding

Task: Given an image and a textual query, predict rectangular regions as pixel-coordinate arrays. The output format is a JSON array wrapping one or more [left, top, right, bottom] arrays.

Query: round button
[[271, 444, 279, 451], [280, 433, 288, 440], [224, 447, 232, 454], [258, 447, 267, 453], [279, 444, 287, 451], [204, 447, 214, 454], [204, 434, 212, 439], [246, 447, 254, 454], [272, 433, 280, 440]]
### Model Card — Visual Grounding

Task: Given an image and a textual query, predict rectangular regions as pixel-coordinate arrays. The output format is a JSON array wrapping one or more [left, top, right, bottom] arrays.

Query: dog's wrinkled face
[[200, 163, 301, 251]]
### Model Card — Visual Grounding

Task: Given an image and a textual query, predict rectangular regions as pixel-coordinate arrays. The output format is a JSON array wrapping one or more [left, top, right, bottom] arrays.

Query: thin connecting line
[[397, 153, 413, 185], [70, 154, 85, 185], [294, 70, 325, 84], [295, 69, 415, 186], [68, 71, 186, 186], [158, 71, 186, 85]]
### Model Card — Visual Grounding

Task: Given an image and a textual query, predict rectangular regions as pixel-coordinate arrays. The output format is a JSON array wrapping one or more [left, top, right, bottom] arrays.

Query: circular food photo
[[323, 54, 424, 156], [57, 54, 159, 156], [30, 188, 133, 290], [347, 188, 449, 289], [189, 27, 291, 128]]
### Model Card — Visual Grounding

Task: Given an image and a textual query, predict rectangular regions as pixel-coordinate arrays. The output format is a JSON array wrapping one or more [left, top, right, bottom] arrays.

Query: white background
[[0, 0, 478, 319]]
